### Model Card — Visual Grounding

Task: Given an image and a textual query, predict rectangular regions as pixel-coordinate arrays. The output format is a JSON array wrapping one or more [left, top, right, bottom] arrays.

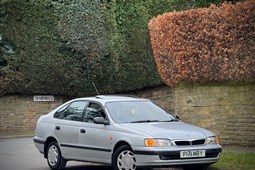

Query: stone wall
[[175, 84, 255, 146], [0, 95, 66, 135], [0, 84, 254, 147]]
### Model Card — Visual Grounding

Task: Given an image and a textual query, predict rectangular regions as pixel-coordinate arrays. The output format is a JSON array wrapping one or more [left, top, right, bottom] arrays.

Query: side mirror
[[94, 117, 109, 125]]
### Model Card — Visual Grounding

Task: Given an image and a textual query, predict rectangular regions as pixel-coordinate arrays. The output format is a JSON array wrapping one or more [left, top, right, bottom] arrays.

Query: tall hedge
[[149, 0, 255, 87], [0, 0, 227, 97]]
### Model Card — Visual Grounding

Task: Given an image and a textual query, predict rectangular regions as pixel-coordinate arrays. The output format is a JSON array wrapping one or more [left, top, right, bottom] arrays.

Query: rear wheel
[[47, 141, 66, 170], [112, 145, 137, 170]]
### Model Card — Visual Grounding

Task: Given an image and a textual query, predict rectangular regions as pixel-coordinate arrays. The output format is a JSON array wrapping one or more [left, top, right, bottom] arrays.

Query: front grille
[[192, 139, 206, 145], [174, 139, 205, 146], [175, 141, 190, 146]]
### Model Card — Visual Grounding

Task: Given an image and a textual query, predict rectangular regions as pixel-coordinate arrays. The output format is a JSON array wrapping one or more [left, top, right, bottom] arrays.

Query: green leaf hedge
[[0, 0, 226, 97]]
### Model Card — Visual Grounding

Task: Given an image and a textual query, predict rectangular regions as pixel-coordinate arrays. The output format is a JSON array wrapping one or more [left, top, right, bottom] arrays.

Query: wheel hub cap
[[117, 150, 136, 170], [48, 145, 58, 166]]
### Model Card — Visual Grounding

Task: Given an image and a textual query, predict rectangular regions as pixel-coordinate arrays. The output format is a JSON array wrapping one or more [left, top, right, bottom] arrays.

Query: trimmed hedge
[[149, 0, 255, 87], [0, 0, 227, 97]]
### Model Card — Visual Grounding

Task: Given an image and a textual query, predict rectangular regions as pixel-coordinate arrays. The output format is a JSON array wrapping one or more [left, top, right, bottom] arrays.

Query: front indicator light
[[145, 139, 157, 147], [145, 139, 172, 147], [216, 136, 220, 144]]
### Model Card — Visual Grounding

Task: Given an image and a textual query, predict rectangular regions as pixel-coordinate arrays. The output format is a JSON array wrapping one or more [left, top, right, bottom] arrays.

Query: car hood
[[120, 121, 214, 140]]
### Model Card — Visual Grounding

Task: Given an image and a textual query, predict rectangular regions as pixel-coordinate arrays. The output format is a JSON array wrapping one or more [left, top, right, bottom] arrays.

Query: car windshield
[[105, 101, 177, 124]]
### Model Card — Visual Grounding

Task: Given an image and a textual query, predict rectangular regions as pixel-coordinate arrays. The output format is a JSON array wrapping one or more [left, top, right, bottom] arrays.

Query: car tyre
[[112, 145, 137, 170], [47, 141, 66, 170]]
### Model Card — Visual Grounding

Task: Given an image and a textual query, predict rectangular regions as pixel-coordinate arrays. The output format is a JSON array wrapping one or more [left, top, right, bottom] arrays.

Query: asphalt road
[[0, 137, 183, 170], [0, 137, 114, 170]]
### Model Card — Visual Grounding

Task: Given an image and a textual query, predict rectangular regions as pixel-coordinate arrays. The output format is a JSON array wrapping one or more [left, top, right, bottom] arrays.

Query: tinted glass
[[54, 101, 87, 121], [84, 102, 105, 123]]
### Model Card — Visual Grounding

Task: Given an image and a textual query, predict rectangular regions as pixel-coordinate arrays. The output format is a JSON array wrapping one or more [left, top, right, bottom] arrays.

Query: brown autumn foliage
[[149, 0, 255, 87]]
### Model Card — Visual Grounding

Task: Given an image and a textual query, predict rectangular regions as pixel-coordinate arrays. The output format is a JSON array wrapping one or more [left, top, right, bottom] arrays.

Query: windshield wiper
[[131, 120, 159, 123], [159, 119, 178, 122]]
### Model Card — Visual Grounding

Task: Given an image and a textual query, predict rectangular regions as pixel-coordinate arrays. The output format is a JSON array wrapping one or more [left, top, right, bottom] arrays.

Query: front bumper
[[133, 145, 222, 166]]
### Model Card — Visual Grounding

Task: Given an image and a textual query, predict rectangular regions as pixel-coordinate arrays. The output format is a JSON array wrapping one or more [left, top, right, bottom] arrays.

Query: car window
[[84, 102, 105, 123], [106, 101, 176, 123], [54, 101, 87, 121]]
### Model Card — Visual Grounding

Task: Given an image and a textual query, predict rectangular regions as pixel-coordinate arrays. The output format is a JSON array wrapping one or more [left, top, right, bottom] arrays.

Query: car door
[[53, 100, 88, 159], [78, 102, 112, 163]]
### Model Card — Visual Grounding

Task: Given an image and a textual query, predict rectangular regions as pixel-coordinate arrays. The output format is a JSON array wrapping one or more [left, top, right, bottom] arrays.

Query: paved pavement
[[0, 137, 182, 170]]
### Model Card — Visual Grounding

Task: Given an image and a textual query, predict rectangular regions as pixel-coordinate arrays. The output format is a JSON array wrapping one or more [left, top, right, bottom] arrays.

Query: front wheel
[[112, 145, 137, 170], [47, 141, 66, 170]]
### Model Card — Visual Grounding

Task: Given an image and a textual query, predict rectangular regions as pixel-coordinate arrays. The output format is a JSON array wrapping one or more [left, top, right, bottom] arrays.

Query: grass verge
[[212, 151, 255, 170]]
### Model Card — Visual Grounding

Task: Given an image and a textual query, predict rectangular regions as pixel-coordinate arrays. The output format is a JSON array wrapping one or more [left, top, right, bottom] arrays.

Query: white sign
[[33, 95, 54, 102]]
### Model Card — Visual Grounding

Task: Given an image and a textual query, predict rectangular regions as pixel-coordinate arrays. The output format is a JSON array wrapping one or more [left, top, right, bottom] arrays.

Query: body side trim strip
[[33, 138, 45, 145], [60, 144, 111, 152]]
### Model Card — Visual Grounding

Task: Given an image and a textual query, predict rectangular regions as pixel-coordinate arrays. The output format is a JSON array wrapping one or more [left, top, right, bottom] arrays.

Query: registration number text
[[180, 150, 205, 158]]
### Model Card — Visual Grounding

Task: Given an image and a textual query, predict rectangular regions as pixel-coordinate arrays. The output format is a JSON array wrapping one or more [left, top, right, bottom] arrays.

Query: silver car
[[33, 95, 221, 170]]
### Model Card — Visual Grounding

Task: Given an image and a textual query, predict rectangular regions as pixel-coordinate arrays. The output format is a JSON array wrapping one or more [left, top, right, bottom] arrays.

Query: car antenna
[[92, 82, 100, 95]]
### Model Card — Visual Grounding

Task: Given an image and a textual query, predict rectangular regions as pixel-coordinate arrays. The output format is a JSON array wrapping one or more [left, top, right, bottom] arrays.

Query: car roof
[[72, 95, 150, 105]]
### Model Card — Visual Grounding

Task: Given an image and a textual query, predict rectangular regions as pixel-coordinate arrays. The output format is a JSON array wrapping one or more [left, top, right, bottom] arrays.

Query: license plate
[[180, 150, 205, 158]]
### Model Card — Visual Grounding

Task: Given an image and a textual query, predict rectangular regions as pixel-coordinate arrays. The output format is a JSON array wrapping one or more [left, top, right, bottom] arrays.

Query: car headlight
[[145, 138, 172, 147], [206, 136, 219, 144]]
